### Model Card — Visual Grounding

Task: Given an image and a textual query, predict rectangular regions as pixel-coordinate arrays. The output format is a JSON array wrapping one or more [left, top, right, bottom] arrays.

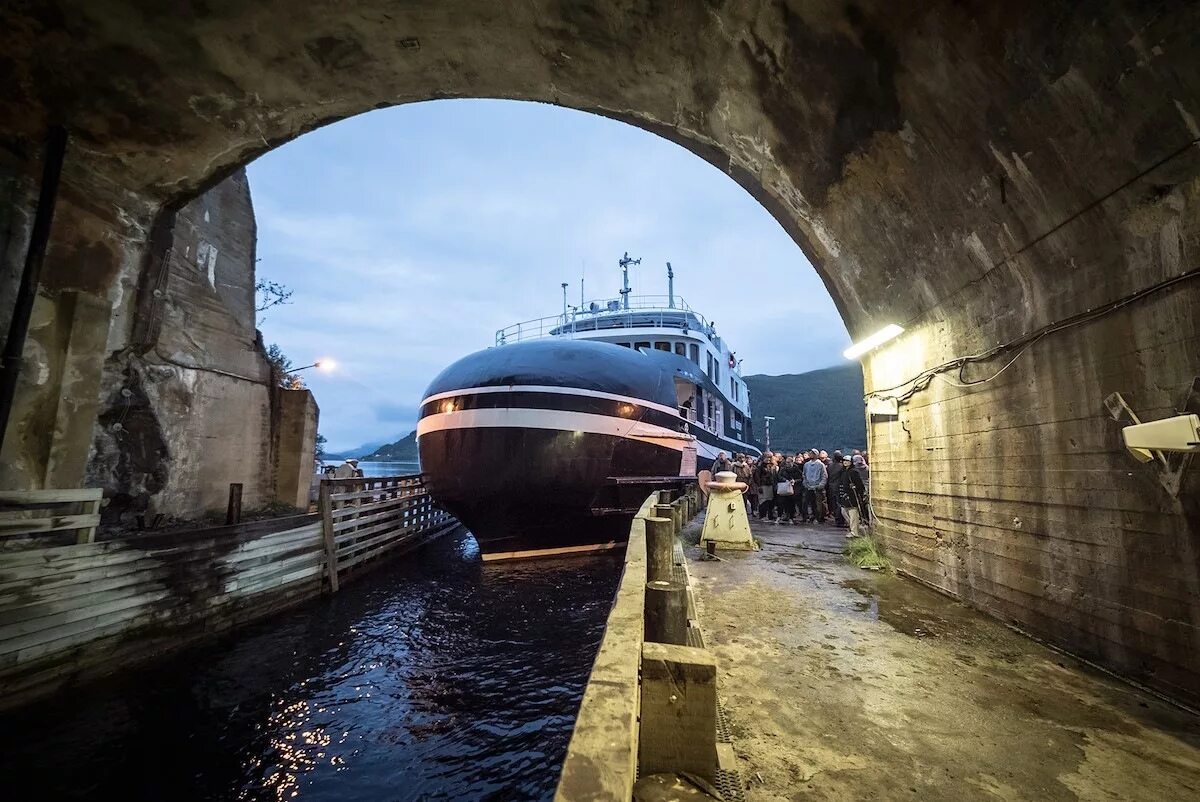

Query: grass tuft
[[844, 535, 891, 571]]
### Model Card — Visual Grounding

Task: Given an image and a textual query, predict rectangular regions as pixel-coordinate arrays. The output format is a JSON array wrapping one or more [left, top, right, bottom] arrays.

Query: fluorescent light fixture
[[843, 324, 904, 360]]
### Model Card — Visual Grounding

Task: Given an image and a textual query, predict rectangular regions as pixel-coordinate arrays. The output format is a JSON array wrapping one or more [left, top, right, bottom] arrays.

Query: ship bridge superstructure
[[495, 290, 756, 454]]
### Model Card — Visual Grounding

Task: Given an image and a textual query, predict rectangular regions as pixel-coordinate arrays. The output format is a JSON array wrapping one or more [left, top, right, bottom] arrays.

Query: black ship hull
[[417, 339, 713, 559]]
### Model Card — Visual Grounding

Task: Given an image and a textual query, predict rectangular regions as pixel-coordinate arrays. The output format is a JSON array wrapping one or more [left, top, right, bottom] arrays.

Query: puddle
[[839, 576, 953, 639]]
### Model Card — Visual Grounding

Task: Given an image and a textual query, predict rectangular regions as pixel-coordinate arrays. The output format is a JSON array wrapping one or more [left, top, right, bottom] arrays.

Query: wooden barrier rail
[[318, 475, 452, 591], [0, 474, 457, 711], [0, 488, 102, 547]]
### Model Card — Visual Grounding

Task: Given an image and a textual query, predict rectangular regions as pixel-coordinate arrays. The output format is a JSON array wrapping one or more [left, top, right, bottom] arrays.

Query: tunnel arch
[[1, 1, 1198, 705]]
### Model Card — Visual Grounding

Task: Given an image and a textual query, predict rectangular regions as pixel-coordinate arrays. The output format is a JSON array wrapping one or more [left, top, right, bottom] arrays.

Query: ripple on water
[[0, 528, 622, 802]]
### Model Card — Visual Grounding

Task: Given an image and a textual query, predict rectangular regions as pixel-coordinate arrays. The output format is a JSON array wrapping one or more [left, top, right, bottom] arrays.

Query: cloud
[[247, 99, 848, 448]]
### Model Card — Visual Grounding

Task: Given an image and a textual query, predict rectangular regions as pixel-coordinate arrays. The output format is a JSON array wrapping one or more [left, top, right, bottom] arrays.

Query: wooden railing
[[0, 488, 102, 548], [0, 474, 458, 711], [318, 475, 453, 591]]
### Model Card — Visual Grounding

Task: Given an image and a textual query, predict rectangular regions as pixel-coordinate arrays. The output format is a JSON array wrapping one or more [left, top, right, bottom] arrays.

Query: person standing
[[777, 455, 800, 523], [826, 451, 846, 527], [734, 453, 756, 515], [852, 453, 871, 525], [801, 452, 827, 523], [832, 454, 867, 538], [754, 453, 780, 522], [711, 451, 732, 474]]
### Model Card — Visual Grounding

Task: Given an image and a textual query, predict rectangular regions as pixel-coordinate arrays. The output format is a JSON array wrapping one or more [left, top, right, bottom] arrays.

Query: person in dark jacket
[[711, 451, 732, 474], [754, 454, 781, 521], [832, 454, 867, 538], [776, 456, 801, 523], [826, 451, 846, 527], [852, 453, 870, 523]]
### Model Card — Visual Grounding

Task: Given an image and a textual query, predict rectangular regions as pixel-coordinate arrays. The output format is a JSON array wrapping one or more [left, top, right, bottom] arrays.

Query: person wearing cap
[[832, 454, 867, 538], [333, 457, 363, 479]]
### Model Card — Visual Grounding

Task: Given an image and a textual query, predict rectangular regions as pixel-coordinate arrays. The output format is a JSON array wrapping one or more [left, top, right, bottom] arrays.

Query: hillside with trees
[[744, 364, 866, 453], [361, 430, 418, 461]]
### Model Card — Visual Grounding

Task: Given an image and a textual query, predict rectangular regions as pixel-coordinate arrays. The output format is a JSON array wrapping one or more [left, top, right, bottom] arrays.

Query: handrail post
[[318, 480, 340, 593]]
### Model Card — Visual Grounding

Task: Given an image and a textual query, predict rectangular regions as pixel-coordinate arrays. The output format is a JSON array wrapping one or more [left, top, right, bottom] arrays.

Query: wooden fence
[[0, 488, 102, 548], [318, 475, 453, 591], [0, 474, 456, 711]]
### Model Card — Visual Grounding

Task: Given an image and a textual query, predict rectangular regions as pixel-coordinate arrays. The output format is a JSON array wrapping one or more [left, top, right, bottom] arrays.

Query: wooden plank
[[0, 513, 101, 537], [318, 481, 339, 593], [331, 505, 420, 533], [0, 519, 323, 571], [0, 541, 325, 623], [336, 525, 412, 561], [0, 526, 323, 586], [330, 493, 425, 520], [329, 487, 426, 503], [0, 489, 102, 505], [334, 519, 408, 548]]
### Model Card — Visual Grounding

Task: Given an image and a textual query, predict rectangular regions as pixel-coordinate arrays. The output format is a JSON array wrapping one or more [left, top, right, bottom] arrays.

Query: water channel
[[0, 528, 622, 801]]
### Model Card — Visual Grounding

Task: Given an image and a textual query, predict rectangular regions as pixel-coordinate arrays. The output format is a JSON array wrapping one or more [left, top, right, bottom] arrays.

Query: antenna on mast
[[667, 261, 675, 309], [618, 251, 641, 310]]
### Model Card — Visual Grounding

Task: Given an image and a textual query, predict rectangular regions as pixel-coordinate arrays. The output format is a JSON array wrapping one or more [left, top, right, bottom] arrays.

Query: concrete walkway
[[685, 519, 1200, 802]]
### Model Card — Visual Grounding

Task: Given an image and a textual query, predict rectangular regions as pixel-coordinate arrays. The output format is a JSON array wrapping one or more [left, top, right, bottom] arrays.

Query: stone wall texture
[[84, 171, 293, 523], [0, 1, 1196, 703]]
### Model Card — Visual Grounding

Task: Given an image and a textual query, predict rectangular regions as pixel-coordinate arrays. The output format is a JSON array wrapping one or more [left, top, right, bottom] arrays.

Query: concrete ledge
[[555, 494, 654, 801]]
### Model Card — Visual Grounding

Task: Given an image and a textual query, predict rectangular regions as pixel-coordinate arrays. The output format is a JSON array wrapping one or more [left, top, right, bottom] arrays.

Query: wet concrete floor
[[685, 520, 1200, 801]]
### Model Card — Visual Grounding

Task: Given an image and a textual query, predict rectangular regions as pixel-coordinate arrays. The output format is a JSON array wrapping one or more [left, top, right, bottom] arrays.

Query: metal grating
[[716, 701, 734, 742], [714, 768, 747, 802]]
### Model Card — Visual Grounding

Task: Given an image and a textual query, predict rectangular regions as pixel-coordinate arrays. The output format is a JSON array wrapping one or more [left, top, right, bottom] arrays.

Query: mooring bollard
[[670, 499, 683, 534], [654, 503, 676, 535], [646, 516, 675, 583], [644, 579, 688, 645]]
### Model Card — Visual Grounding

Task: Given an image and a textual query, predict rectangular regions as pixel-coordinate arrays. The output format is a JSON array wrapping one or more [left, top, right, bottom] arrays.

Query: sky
[[247, 100, 849, 452]]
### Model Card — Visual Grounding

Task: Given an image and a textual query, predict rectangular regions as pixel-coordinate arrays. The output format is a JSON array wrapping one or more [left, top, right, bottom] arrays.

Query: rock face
[[0, 2, 1196, 702], [84, 170, 278, 524]]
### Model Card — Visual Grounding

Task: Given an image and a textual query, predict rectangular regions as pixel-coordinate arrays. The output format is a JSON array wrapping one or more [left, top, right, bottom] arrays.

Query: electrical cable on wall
[[866, 265, 1200, 406]]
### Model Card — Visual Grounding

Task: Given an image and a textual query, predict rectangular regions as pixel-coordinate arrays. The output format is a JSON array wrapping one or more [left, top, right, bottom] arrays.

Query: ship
[[417, 257, 761, 559]]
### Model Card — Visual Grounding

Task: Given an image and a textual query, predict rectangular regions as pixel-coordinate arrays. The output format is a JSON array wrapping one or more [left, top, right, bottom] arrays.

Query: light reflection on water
[[0, 529, 622, 801]]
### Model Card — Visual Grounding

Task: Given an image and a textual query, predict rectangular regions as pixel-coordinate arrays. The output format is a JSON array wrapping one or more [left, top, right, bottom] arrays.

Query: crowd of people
[[709, 449, 871, 538]]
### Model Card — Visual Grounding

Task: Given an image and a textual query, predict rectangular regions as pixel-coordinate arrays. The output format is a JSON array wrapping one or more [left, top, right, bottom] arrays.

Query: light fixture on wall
[[293, 358, 336, 373], [844, 324, 904, 360]]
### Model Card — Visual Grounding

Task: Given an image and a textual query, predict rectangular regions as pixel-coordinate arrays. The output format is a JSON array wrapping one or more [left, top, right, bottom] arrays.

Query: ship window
[[617, 341, 631, 348], [674, 342, 686, 356], [689, 344, 699, 364], [654, 341, 670, 351], [635, 341, 651, 352]]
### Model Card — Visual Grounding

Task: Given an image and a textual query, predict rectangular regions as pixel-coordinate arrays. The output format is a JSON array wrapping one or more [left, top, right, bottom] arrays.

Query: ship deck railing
[[495, 295, 719, 346]]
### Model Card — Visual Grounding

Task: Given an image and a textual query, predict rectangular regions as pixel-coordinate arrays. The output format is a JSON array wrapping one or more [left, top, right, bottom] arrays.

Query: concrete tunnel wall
[[0, 2, 1197, 703]]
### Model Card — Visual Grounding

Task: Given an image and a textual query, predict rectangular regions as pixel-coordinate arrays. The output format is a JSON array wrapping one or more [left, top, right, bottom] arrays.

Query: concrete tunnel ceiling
[[1, 2, 1199, 705], [4, 0, 1193, 334]]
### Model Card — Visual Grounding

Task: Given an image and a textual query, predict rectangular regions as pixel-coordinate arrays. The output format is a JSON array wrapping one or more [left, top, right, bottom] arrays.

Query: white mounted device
[[1121, 414, 1200, 462]]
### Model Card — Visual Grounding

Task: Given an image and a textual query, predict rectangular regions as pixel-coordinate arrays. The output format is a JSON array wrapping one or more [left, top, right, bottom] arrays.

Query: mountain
[[744, 364, 866, 453], [361, 430, 418, 461], [324, 434, 399, 460]]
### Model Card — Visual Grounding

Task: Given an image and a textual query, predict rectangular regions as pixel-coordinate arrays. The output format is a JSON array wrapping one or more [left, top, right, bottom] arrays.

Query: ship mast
[[618, 251, 641, 310], [667, 262, 675, 309]]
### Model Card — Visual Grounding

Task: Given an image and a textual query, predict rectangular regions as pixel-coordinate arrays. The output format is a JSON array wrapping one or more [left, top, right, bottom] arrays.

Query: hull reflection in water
[[0, 529, 622, 801]]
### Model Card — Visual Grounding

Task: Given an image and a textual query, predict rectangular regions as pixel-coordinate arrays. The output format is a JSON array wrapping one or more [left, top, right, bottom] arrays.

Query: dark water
[[0, 529, 622, 801]]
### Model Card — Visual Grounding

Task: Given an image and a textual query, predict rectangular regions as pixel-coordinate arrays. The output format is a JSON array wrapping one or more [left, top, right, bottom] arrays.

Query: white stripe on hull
[[421, 383, 682, 417], [416, 407, 693, 452]]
